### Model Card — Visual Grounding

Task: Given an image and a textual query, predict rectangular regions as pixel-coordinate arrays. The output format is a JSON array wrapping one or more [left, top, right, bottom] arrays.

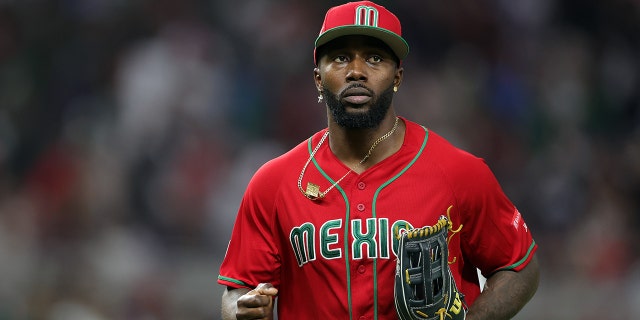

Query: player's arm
[[466, 254, 540, 320], [222, 287, 250, 320], [221, 283, 278, 320]]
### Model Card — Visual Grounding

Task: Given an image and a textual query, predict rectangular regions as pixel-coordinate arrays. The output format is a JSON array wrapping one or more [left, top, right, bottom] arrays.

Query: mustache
[[339, 83, 374, 98]]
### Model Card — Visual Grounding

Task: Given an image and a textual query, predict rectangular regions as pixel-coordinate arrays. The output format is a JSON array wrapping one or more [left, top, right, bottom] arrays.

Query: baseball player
[[219, 1, 539, 319]]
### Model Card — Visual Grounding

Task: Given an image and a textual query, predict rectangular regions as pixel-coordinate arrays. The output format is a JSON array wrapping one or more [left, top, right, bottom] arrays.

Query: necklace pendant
[[305, 182, 321, 199]]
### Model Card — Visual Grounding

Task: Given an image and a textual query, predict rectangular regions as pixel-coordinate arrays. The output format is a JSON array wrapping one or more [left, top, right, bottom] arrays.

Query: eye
[[334, 55, 349, 63], [368, 55, 383, 63]]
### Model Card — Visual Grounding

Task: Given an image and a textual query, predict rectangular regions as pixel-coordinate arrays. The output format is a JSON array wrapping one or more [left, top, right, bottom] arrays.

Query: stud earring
[[393, 86, 398, 93], [317, 92, 323, 103]]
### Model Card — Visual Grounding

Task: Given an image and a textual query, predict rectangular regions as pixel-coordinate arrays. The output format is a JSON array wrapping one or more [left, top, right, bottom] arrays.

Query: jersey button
[[357, 264, 366, 274], [357, 181, 366, 190], [356, 203, 365, 211]]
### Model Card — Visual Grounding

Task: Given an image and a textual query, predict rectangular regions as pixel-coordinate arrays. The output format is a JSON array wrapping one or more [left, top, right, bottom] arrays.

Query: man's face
[[315, 35, 403, 129]]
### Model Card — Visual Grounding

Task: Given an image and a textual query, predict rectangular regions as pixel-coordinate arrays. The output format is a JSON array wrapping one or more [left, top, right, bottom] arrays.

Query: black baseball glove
[[394, 216, 466, 320]]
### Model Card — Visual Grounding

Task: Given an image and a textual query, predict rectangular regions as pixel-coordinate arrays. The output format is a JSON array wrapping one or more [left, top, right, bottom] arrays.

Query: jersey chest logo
[[290, 218, 408, 267], [289, 206, 462, 267]]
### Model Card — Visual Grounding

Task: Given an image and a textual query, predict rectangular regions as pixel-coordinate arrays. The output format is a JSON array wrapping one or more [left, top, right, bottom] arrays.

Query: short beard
[[324, 83, 394, 129]]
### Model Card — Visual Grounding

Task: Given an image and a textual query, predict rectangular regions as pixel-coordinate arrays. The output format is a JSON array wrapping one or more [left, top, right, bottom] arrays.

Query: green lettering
[[379, 218, 389, 258], [290, 223, 315, 266], [320, 219, 342, 259], [352, 218, 377, 259], [391, 220, 413, 256]]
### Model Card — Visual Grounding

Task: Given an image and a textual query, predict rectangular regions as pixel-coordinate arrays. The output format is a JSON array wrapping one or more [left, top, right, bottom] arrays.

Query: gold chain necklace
[[298, 117, 400, 200]]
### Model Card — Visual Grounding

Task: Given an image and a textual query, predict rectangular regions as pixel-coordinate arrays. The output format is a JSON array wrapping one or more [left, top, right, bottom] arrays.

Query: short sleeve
[[218, 162, 282, 289], [458, 159, 537, 277]]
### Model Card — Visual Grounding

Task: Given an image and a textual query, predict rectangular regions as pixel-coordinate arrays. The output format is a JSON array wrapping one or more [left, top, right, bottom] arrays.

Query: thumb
[[249, 283, 278, 297]]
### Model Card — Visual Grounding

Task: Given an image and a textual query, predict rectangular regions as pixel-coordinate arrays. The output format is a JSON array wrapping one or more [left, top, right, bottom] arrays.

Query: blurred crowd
[[0, 0, 638, 319]]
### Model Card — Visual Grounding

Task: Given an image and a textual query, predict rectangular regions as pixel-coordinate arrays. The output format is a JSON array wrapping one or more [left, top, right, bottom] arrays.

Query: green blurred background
[[0, 0, 638, 319]]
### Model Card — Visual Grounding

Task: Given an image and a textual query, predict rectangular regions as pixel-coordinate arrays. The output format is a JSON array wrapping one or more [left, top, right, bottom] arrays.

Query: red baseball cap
[[314, 1, 409, 65]]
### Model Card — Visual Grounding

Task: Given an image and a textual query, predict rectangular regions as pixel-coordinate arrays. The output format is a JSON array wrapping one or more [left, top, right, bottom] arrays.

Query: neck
[[327, 114, 404, 172]]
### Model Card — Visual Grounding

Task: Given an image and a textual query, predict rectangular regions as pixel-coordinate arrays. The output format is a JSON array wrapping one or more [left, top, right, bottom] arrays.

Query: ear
[[313, 67, 323, 92], [393, 66, 404, 90]]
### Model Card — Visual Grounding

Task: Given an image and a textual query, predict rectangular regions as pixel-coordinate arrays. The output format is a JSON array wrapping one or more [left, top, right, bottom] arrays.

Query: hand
[[236, 283, 278, 320]]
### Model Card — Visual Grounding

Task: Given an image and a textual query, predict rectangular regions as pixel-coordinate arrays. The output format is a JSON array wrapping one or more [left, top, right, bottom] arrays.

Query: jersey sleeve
[[456, 157, 537, 277], [218, 160, 282, 289]]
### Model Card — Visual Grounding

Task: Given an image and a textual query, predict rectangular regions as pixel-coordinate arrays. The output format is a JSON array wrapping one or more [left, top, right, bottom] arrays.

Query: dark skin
[[221, 35, 540, 320], [222, 283, 277, 320], [314, 36, 405, 173], [467, 255, 540, 320]]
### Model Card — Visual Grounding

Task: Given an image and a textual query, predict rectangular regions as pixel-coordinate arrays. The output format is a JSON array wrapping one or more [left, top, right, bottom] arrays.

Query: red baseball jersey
[[218, 117, 537, 319]]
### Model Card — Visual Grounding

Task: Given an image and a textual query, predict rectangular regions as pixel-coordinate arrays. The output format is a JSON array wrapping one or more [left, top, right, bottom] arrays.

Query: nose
[[346, 57, 368, 82]]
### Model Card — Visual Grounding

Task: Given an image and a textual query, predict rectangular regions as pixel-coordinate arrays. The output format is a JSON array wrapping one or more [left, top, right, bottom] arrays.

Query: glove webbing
[[405, 217, 449, 240], [404, 226, 446, 306]]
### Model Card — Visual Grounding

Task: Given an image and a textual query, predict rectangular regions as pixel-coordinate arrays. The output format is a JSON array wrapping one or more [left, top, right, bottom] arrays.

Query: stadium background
[[0, 0, 638, 318]]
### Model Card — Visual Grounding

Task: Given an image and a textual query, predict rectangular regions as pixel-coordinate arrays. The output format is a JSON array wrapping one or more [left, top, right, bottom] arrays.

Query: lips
[[341, 87, 372, 105]]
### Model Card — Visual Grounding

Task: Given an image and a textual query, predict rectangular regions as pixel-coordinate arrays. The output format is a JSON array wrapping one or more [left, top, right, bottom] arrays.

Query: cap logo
[[354, 5, 379, 27]]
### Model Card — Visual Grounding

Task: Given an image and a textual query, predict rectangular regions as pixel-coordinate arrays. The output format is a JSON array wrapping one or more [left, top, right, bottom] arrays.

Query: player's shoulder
[[426, 131, 482, 163], [409, 122, 490, 176], [401, 119, 477, 161]]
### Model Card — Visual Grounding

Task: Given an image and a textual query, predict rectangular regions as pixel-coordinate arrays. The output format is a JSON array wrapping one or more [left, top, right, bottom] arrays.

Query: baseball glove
[[394, 216, 466, 320]]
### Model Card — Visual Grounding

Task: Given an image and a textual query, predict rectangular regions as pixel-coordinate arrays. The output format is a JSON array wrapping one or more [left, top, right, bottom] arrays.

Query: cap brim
[[315, 25, 409, 61]]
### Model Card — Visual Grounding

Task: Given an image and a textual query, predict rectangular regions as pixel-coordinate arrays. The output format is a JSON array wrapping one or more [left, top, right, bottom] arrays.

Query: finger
[[239, 283, 278, 309], [235, 301, 272, 320], [237, 284, 278, 320], [238, 293, 271, 308], [249, 283, 278, 297]]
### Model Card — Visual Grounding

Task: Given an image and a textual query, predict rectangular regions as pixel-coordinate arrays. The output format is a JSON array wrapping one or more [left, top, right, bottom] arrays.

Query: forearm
[[466, 255, 539, 320], [222, 287, 250, 320]]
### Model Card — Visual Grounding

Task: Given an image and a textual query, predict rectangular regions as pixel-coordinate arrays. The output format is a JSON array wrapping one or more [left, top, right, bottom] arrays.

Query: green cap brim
[[315, 25, 409, 61]]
